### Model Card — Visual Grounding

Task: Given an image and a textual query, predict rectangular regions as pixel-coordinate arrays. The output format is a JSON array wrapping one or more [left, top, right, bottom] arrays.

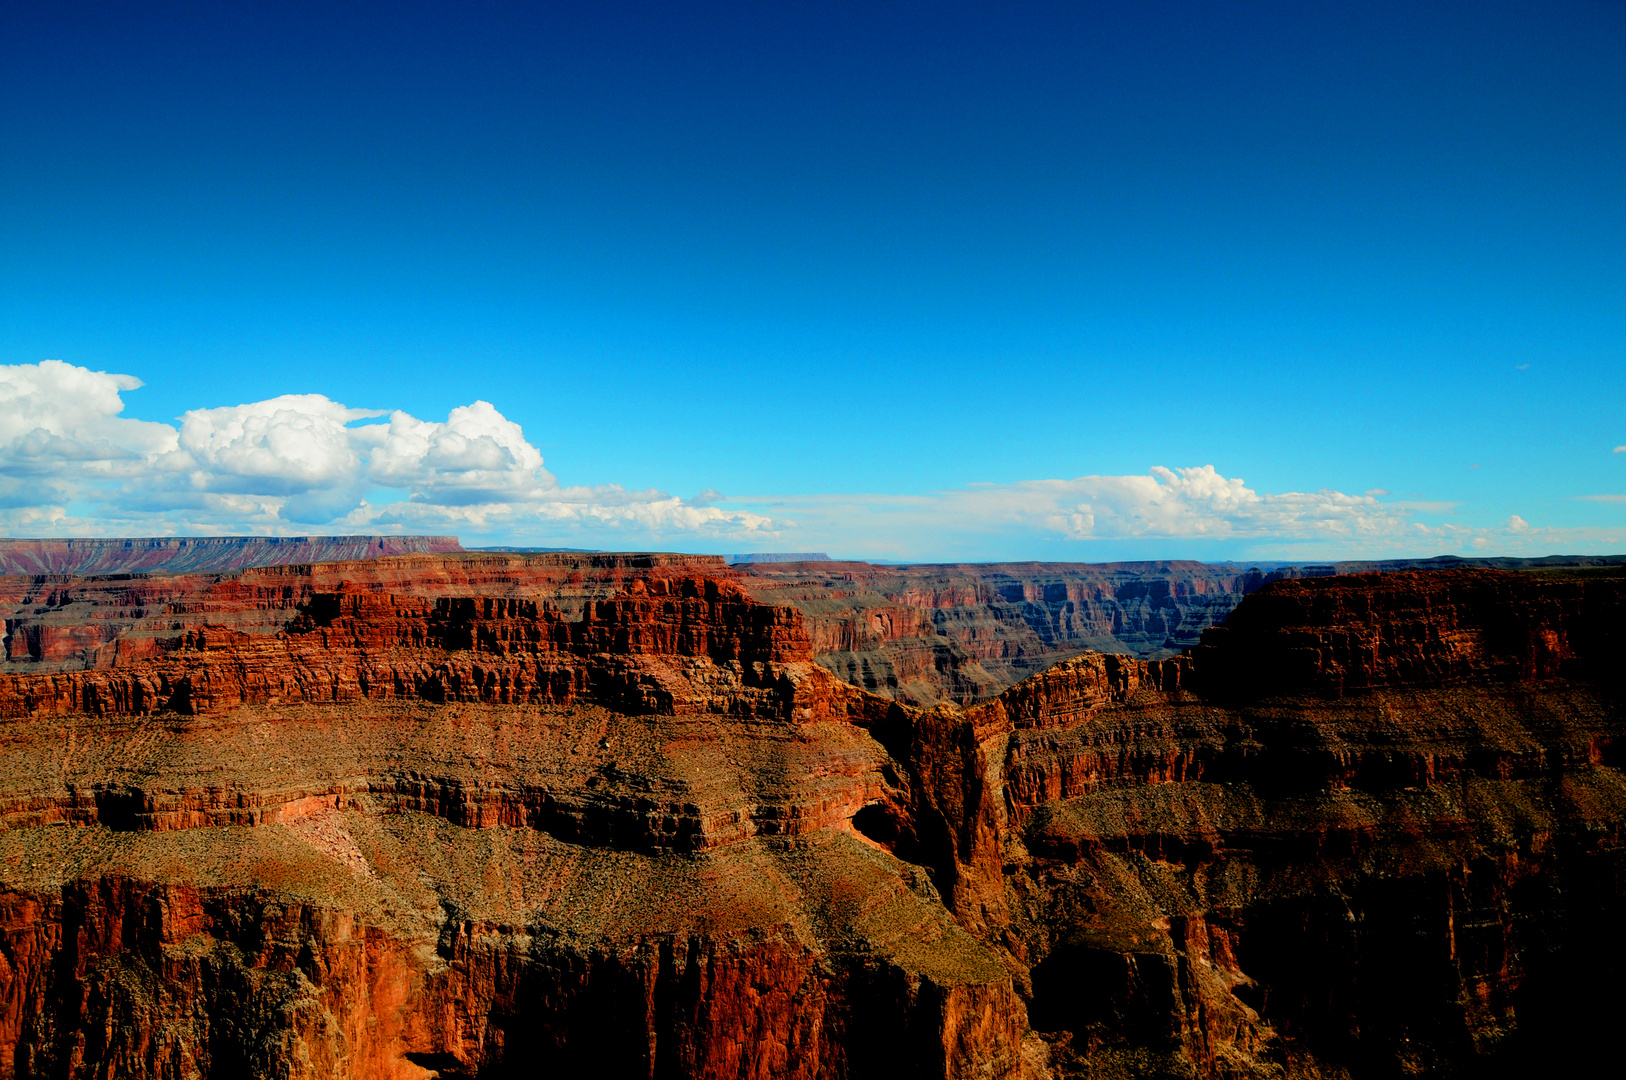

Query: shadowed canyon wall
[[0, 554, 1621, 1078], [737, 555, 1625, 706]]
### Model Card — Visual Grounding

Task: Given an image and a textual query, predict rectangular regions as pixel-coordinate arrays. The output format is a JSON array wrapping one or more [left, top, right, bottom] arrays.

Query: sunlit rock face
[[0, 557, 1620, 1078]]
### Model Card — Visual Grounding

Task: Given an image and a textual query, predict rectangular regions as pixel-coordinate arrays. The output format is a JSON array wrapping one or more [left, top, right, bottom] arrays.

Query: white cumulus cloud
[[1031, 465, 1401, 540], [0, 360, 177, 475], [0, 361, 775, 542], [0, 360, 180, 514], [712, 466, 1413, 558], [713, 467, 1624, 560], [178, 395, 376, 494], [3, 360, 1619, 560], [366, 401, 555, 504]]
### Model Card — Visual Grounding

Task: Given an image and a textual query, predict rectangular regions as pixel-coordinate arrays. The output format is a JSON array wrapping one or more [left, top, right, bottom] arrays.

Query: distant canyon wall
[[739, 554, 1625, 706], [0, 536, 464, 577], [3, 541, 1617, 708]]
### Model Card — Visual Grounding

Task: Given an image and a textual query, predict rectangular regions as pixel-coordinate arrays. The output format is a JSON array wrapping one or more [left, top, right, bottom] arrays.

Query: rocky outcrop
[[14, 550, 1614, 706], [0, 552, 733, 673], [821, 569, 1626, 1077], [0, 536, 465, 577], [0, 560, 1621, 1078]]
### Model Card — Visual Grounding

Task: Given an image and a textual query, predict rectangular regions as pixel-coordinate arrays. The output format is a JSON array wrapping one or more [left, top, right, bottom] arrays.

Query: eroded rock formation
[[0, 558, 1620, 1078]]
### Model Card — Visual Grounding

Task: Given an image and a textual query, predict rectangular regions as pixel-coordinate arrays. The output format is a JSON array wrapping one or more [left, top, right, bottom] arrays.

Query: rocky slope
[[0, 558, 1619, 1078], [0, 537, 464, 577]]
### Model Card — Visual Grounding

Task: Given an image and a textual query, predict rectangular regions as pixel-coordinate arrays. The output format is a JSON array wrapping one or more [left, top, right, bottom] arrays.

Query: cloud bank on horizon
[[2, 360, 1619, 560]]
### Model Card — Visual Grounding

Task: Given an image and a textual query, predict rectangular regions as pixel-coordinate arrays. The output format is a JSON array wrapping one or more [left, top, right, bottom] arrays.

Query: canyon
[[735, 554, 1626, 706], [6, 536, 1615, 708], [0, 551, 1620, 1077]]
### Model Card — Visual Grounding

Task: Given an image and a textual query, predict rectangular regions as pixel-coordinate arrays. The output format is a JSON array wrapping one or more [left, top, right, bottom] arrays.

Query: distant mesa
[[0, 535, 463, 576], [1268, 553, 1626, 575], [723, 552, 832, 564], [468, 545, 602, 554]]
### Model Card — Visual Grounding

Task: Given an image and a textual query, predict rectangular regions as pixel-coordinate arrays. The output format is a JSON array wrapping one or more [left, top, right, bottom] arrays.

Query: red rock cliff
[[0, 554, 1021, 1079]]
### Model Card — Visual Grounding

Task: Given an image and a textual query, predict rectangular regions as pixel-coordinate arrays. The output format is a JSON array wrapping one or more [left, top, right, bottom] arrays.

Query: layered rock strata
[[0, 555, 1021, 1079], [0, 552, 730, 673], [13, 550, 1613, 707], [737, 561, 1274, 705], [0, 561, 1620, 1078], [979, 569, 1626, 1077], [737, 556, 1626, 707]]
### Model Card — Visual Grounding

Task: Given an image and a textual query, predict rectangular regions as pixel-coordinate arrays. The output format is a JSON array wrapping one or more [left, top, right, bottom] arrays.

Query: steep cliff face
[[826, 569, 1626, 1077], [0, 573, 819, 723], [0, 552, 732, 673], [0, 562, 1621, 1079], [979, 569, 1626, 1078], [1190, 568, 1624, 694]]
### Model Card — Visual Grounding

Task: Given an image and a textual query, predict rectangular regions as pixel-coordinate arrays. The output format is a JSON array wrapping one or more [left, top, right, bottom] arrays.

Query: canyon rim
[[0, 539, 1619, 1077]]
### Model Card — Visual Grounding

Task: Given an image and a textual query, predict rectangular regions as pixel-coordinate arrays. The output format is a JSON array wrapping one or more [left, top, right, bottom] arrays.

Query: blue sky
[[2, 1, 1623, 560]]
